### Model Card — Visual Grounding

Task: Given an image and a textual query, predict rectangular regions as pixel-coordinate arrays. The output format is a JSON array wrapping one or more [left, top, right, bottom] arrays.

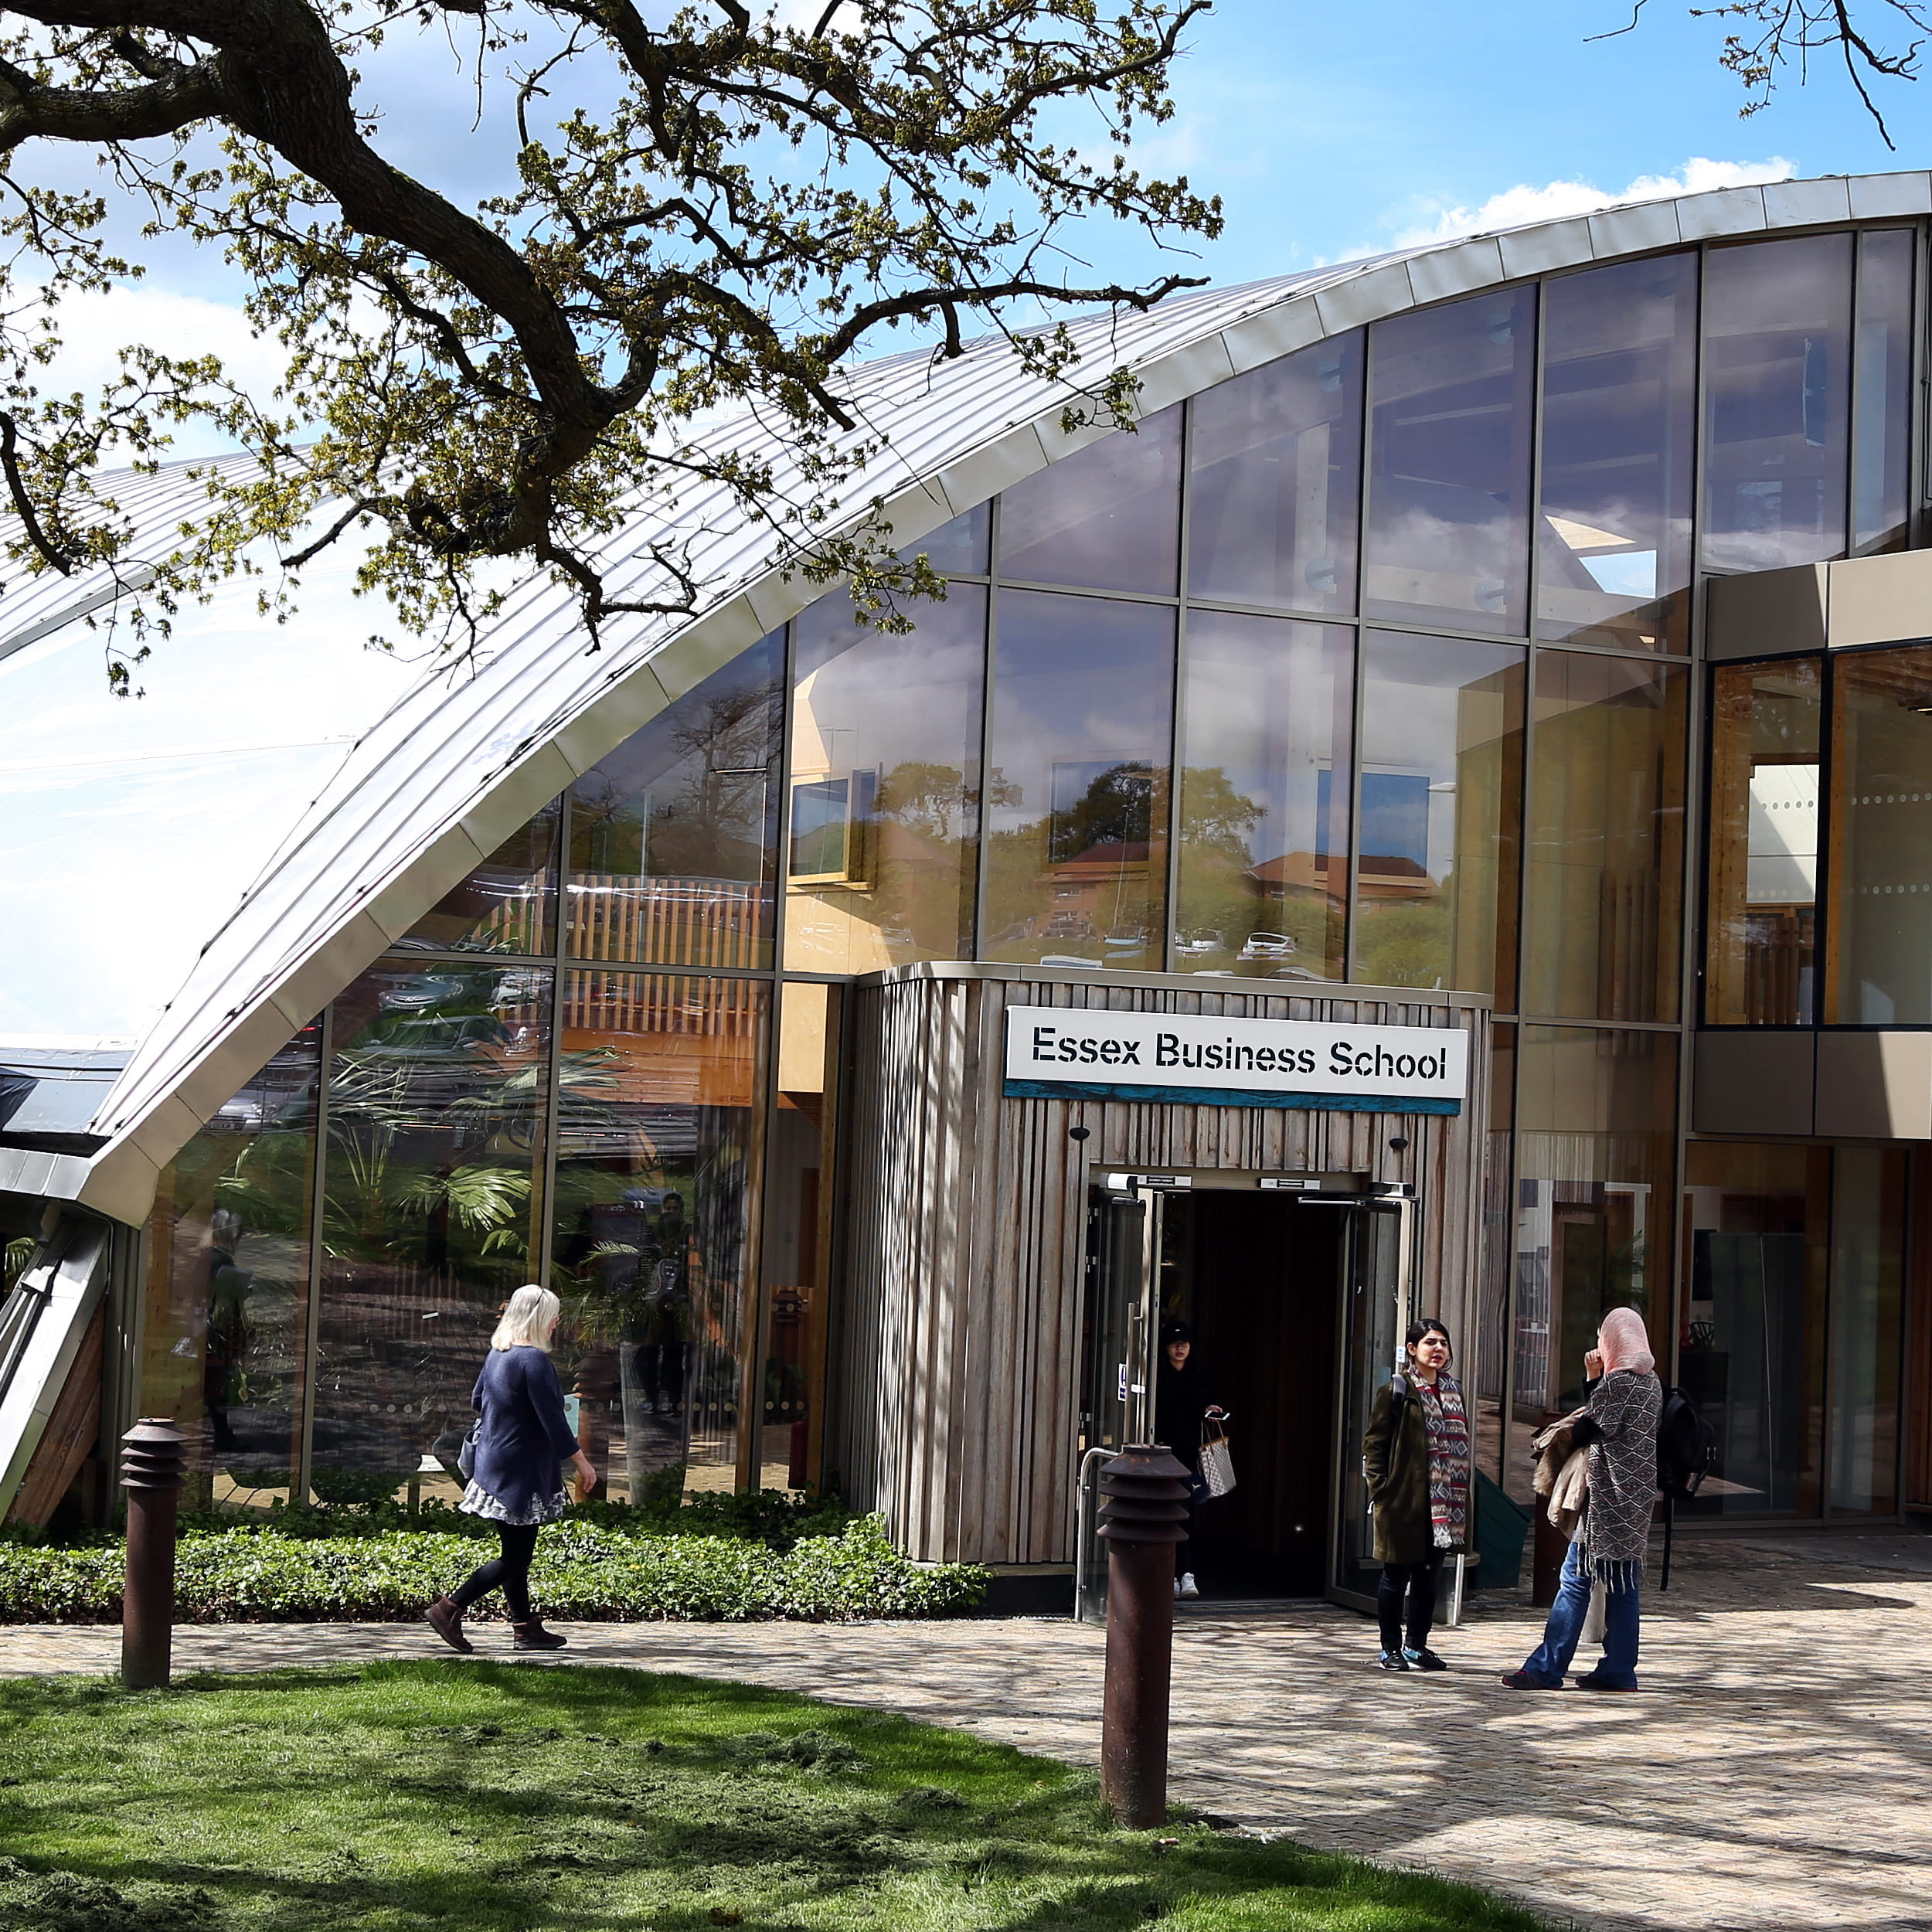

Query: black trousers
[[1376, 1549, 1445, 1653], [451, 1522, 542, 1621]]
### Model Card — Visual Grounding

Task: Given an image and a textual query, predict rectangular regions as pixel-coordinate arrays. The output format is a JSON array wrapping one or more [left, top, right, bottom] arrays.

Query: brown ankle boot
[[423, 1595, 474, 1654], [512, 1619, 567, 1651]]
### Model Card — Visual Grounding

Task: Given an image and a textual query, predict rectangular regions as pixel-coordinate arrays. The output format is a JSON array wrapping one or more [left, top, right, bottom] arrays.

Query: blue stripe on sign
[[1002, 1080, 1461, 1114]]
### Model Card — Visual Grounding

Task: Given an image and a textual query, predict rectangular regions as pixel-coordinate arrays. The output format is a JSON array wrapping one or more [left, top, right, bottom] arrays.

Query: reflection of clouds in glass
[[985, 695, 1163, 829], [0, 744, 345, 1039]]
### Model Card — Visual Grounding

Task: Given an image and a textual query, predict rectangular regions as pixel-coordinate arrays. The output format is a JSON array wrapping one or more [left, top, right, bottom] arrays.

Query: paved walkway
[[6, 1534, 1932, 1932]]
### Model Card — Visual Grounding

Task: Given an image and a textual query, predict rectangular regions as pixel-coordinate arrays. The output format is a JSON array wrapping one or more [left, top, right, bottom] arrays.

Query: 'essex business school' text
[[1027, 1025, 1452, 1083]]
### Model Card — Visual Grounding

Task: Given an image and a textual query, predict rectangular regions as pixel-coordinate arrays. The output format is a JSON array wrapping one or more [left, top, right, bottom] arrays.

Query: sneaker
[[1499, 1669, 1558, 1689], [1376, 1649, 1410, 1672], [1403, 1647, 1448, 1672], [1573, 1672, 1637, 1692], [1172, 1577, 1182, 1599], [1178, 1573, 1200, 1600]]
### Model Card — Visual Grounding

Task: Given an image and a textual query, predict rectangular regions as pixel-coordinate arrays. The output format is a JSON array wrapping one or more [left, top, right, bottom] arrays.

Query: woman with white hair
[[424, 1284, 597, 1653]]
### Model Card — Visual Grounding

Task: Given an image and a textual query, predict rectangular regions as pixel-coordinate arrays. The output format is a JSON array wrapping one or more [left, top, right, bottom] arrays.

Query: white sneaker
[[1179, 1573, 1200, 1600], [1172, 1577, 1182, 1598]]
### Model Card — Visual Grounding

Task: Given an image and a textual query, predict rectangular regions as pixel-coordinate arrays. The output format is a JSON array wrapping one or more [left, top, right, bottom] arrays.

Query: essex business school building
[[7, 172, 1932, 1608]]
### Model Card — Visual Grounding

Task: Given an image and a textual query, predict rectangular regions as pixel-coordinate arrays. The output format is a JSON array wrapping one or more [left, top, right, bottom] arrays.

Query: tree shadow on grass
[[0, 1662, 1555, 1932]]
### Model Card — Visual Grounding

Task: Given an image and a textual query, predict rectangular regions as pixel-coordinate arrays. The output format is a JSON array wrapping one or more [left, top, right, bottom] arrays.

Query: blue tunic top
[[463, 1345, 580, 1521]]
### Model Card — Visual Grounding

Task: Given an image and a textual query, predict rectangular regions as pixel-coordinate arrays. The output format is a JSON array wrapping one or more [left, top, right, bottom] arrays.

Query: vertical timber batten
[[836, 965, 1492, 1567]]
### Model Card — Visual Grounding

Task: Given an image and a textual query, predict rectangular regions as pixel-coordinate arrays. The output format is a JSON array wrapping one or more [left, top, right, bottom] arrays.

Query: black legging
[[451, 1522, 541, 1622], [1376, 1549, 1445, 1654]]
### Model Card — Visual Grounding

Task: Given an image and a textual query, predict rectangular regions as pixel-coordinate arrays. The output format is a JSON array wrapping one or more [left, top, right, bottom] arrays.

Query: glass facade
[[1702, 235, 1854, 574], [1538, 253, 1696, 654], [984, 591, 1174, 969], [125, 216, 1930, 1527], [787, 589, 985, 974], [1524, 652, 1685, 1022], [1366, 287, 1535, 635], [1176, 614, 1352, 979], [1354, 633, 1522, 998]]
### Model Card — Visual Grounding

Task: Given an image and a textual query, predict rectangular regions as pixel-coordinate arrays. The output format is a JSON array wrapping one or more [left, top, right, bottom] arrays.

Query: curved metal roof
[[5, 165, 1929, 1219]]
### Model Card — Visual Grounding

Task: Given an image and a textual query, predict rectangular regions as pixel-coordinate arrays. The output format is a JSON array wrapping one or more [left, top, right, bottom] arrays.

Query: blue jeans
[[1518, 1540, 1641, 1688]]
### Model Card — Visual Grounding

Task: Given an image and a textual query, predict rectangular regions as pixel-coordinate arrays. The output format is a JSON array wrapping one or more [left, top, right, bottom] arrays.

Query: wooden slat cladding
[[835, 971, 1491, 1566], [4, 1301, 104, 1528]]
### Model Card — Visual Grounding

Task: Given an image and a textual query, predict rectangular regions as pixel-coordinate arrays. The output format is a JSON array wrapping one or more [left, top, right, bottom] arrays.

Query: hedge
[[0, 1515, 988, 1625]]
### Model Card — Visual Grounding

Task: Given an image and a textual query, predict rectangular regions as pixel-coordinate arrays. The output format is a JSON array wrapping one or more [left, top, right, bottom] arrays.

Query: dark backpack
[[1653, 1386, 1716, 1590]]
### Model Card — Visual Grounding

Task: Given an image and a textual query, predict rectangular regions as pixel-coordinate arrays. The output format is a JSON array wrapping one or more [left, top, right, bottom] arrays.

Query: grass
[[0, 1661, 1553, 1932]]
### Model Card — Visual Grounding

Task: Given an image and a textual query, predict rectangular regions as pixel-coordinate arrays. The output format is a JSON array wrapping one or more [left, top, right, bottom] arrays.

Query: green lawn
[[0, 1662, 1550, 1931]]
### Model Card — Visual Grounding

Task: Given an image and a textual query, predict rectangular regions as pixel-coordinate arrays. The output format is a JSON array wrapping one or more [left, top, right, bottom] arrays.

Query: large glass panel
[[983, 590, 1175, 968], [1174, 612, 1351, 979], [997, 403, 1182, 596], [1353, 632, 1524, 999], [394, 801, 560, 955], [310, 963, 549, 1507], [1825, 645, 1932, 1022], [1525, 651, 1686, 1022], [1828, 1145, 1905, 1515], [900, 502, 989, 576], [1705, 658, 1822, 1026], [549, 971, 766, 1500], [1680, 1141, 1828, 1519], [1508, 1025, 1676, 1502], [1538, 253, 1696, 653], [567, 635, 783, 968], [758, 982, 839, 1492], [786, 587, 985, 973], [1365, 287, 1536, 635], [138, 1026, 320, 1512], [1188, 332, 1363, 614], [1854, 230, 1914, 557], [1702, 234, 1853, 573]]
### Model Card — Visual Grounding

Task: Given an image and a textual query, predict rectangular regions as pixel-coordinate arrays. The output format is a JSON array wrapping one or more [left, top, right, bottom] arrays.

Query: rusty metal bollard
[[120, 1419, 188, 1689], [1096, 1443, 1192, 1828]]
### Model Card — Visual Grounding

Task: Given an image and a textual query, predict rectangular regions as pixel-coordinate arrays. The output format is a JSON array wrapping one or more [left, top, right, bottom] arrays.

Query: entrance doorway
[[1078, 1172, 1410, 1614], [1158, 1190, 1341, 1597]]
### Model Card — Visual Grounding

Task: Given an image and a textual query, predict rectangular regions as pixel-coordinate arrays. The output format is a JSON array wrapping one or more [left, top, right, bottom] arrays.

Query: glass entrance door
[[1075, 1180, 1162, 1623], [1328, 1196, 1413, 1611]]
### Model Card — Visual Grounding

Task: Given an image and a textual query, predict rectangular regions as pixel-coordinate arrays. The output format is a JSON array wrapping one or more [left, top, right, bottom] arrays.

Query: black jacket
[[1155, 1356, 1216, 1470]]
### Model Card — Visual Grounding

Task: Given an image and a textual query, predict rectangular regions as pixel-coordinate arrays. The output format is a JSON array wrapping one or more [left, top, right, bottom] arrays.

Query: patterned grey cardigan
[[1578, 1368, 1662, 1591]]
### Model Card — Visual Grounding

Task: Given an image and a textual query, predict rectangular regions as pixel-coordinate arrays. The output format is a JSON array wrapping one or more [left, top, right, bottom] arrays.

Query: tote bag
[[1199, 1417, 1236, 1498]]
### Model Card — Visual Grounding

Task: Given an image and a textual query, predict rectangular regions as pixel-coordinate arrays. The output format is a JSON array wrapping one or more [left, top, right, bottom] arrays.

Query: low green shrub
[[0, 1515, 986, 1625]]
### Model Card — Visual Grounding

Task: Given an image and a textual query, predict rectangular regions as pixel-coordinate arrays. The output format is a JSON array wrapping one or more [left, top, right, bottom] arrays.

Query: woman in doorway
[[1361, 1317, 1470, 1671], [1502, 1306, 1662, 1692], [1156, 1320, 1224, 1601], [424, 1284, 597, 1653]]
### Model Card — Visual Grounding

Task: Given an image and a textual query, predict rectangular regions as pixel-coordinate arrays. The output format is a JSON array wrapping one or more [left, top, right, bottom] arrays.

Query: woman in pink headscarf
[[1502, 1306, 1662, 1692]]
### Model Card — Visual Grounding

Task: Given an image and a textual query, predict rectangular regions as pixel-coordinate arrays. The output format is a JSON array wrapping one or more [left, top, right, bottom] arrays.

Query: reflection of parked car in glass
[[1174, 928, 1225, 957], [1238, 931, 1299, 961], [1104, 924, 1150, 955], [1043, 912, 1093, 939]]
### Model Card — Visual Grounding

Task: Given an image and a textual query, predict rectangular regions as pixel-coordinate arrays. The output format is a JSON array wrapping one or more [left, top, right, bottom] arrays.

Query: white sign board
[[1003, 1005, 1468, 1113]]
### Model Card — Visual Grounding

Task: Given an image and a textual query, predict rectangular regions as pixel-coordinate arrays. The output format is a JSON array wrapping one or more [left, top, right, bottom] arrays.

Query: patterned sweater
[[1578, 1367, 1662, 1585]]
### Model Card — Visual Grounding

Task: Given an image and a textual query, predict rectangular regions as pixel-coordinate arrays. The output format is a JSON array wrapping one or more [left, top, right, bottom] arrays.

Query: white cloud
[[1389, 156, 1796, 249]]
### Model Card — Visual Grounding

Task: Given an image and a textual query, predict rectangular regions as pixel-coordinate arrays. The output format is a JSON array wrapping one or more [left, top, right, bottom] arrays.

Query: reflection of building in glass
[[8, 176, 1932, 1578]]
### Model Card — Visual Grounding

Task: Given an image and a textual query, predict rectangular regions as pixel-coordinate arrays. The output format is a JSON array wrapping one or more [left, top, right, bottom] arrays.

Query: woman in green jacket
[[1360, 1318, 1471, 1672]]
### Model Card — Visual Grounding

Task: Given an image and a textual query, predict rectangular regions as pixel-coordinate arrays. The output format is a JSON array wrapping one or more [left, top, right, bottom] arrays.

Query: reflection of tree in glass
[[316, 989, 540, 1278], [574, 675, 781, 884], [1049, 761, 1155, 864], [873, 760, 1016, 843]]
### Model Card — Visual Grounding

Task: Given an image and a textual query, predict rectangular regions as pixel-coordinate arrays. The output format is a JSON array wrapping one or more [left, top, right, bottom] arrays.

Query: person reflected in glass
[[1155, 1321, 1224, 1602], [424, 1285, 596, 1654], [1362, 1318, 1470, 1672], [1503, 1307, 1662, 1692], [639, 1191, 690, 1417]]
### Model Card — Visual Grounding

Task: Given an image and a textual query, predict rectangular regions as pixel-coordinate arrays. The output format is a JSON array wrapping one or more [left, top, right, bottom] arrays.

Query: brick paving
[[5, 1535, 1931, 1931]]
